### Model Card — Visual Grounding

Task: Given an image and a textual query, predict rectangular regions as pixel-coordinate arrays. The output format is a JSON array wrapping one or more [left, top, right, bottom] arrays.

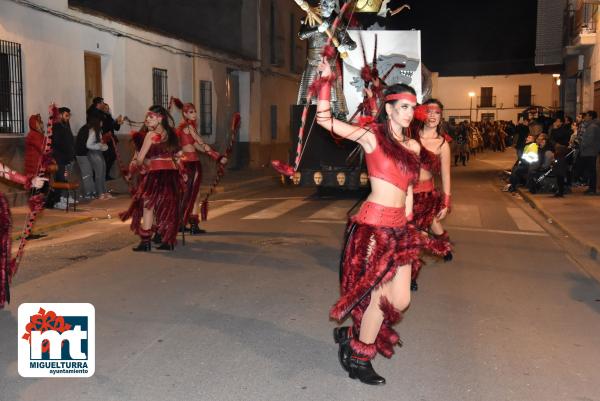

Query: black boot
[[410, 279, 418, 292], [347, 340, 385, 385], [454, 155, 459, 166], [133, 230, 152, 252], [152, 232, 162, 244], [156, 243, 175, 251], [348, 355, 386, 385], [333, 327, 352, 372], [132, 240, 151, 252], [188, 215, 206, 235], [443, 251, 453, 262], [189, 222, 206, 235]]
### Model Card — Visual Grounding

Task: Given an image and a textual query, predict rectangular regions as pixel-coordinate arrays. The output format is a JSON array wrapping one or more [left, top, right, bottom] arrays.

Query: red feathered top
[[419, 146, 441, 175], [176, 120, 197, 146], [365, 123, 420, 192]]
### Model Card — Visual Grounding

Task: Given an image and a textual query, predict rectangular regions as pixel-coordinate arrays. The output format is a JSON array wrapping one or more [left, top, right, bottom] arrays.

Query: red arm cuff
[[205, 148, 222, 162], [443, 194, 452, 212]]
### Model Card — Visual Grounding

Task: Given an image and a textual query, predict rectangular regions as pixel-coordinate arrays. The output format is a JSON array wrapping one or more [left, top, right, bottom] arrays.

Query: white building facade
[[0, 0, 306, 202], [432, 72, 559, 122]]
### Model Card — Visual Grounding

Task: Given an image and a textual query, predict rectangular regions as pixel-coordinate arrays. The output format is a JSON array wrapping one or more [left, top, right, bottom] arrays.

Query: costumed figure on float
[[315, 53, 450, 385], [296, 0, 356, 120], [409, 99, 453, 292], [170, 97, 228, 235], [120, 105, 185, 252]]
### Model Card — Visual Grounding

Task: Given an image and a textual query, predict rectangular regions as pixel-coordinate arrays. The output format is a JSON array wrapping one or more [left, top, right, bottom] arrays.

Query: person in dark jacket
[[515, 117, 530, 160], [100, 103, 123, 180], [580, 111, 600, 194], [48, 107, 75, 209]]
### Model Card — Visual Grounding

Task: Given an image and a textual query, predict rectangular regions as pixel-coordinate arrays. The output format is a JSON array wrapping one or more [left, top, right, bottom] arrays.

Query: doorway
[[84, 52, 102, 109]]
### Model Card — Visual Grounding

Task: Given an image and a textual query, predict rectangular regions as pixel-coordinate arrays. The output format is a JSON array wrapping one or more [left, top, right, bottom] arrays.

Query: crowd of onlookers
[[442, 113, 600, 198], [24, 97, 123, 209], [504, 111, 600, 197]]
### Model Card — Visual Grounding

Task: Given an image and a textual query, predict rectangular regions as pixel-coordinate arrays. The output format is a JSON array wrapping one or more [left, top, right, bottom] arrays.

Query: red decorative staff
[[199, 113, 240, 221]]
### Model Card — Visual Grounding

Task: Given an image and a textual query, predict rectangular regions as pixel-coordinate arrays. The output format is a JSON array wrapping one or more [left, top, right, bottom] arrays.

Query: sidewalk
[[9, 167, 278, 240], [517, 186, 600, 258]]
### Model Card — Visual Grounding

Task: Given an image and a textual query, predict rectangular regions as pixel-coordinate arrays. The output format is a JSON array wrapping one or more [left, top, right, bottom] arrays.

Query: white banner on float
[[343, 30, 422, 119]]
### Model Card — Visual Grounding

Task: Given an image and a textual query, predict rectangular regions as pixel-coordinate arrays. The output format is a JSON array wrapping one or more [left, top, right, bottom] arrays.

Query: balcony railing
[[564, 1, 598, 48], [514, 94, 536, 107], [477, 96, 496, 108]]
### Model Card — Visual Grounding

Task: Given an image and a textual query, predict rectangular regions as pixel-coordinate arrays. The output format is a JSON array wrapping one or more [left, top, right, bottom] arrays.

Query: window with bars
[[0, 40, 24, 134], [199, 80, 212, 135], [152, 68, 168, 108]]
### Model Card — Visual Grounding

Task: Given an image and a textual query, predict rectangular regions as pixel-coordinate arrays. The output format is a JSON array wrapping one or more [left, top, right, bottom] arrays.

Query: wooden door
[[84, 53, 102, 109]]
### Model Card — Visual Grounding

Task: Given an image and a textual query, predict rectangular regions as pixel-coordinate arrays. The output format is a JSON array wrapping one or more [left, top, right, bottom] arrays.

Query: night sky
[[382, 0, 539, 76]]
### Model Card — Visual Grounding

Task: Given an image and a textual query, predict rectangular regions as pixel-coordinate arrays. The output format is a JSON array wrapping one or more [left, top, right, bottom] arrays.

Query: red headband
[[146, 111, 161, 119], [426, 104, 442, 113], [384, 93, 417, 103]]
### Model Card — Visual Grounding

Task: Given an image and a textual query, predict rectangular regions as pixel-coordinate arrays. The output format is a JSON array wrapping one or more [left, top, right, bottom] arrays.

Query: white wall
[[0, 0, 210, 133], [433, 73, 557, 122]]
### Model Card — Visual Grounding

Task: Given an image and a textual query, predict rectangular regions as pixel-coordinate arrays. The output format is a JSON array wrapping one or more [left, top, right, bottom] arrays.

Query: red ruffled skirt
[[413, 189, 444, 230], [181, 160, 202, 223], [119, 170, 184, 245], [412, 189, 453, 278], [1, 193, 12, 308], [329, 201, 450, 358]]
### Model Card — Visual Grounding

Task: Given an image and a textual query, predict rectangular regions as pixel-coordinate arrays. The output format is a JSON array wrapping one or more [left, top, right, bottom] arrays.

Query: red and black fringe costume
[[329, 124, 450, 358], [412, 146, 452, 279], [176, 120, 202, 227], [1, 164, 35, 307], [0, 193, 12, 307], [120, 137, 184, 246]]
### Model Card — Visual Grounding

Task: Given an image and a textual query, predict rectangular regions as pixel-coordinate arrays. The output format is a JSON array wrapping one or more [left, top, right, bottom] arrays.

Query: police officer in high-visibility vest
[[508, 134, 538, 192]]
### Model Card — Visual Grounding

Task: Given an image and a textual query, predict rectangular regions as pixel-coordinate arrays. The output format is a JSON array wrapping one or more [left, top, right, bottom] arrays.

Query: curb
[[516, 188, 599, 260], [11, 215, 93, 241]]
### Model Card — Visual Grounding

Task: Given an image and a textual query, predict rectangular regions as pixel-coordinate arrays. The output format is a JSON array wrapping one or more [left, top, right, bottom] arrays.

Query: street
[[1, 151, 600, 401]]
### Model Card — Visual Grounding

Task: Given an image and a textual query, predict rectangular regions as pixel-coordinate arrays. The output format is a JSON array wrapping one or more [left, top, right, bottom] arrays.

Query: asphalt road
[[1, 151, 599, 401]]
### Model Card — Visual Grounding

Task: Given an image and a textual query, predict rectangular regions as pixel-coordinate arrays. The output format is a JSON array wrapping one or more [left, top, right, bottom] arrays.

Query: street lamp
[[468, 92, 476, 121]]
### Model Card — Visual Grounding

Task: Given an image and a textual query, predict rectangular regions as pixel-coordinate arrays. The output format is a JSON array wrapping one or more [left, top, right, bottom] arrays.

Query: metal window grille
[[0, 40, 24, 134], [152, 68, 168, 108], [270, 105, 278, 140], [199, 80, 212, 135]]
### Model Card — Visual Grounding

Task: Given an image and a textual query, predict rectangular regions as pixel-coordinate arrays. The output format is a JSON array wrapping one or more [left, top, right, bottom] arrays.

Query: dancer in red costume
[[1, 163, 47, 307], [120, 105, 184, 252], [170, 98, 227, 234], [410, 99, 453, 292], [315, 57, 450, 385]]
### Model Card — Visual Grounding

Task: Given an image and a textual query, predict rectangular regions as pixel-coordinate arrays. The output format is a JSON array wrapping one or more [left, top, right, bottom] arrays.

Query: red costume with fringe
[[119, 137, 184, 246], [177, 120, 203, 227], [412, 142, 453, 279], [329, 124, 451, 358], [1, 164, 35, 308]]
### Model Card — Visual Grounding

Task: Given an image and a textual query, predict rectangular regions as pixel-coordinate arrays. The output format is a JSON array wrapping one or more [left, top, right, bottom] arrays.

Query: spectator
[[85, 115, 112, 199], [100, 103, 123, 180], [515, 117, 530, 159], [580, 110, 600, 195], [49, 107, 75, 210], [24, 114, 46, 177], [508, 133, 538, 192], [75, 117, 97, 199], [549, 117, 571, 147], [553, 144, 569, 197]]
